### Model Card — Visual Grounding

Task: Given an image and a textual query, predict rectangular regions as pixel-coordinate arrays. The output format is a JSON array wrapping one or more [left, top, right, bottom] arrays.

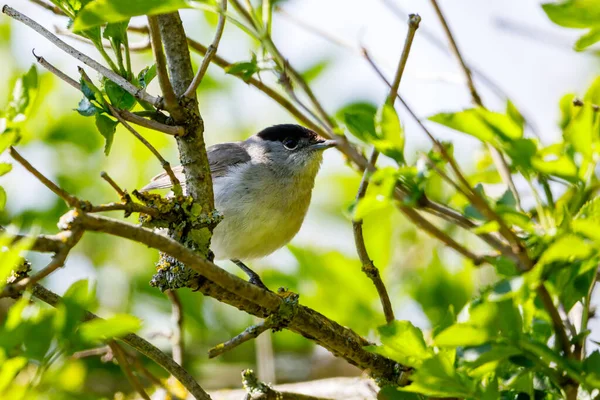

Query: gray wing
[[140, 142, 251, 191]]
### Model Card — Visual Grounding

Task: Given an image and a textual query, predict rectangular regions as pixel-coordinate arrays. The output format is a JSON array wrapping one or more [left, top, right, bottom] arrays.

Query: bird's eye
[[282, 137, 299, 150]]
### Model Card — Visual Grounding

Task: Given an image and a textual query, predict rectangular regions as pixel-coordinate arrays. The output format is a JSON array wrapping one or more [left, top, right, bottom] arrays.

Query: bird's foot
[[231, 259, 271, 292]]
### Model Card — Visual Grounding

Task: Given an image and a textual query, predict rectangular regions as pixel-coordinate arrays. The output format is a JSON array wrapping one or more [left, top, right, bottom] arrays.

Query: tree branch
[[30, 284, 212, 400], [9, 146, 84, 208], [208, 320, 271, 359], [352, 14, 421, 324], [147, 15, 179, 115], [183, 0, 228, 98], [2, 6, 162, 108], [156, 12, 215, 214], [63, 212, 402, 381], [166, 289, 184, 365], [32, 52, 183, 136], [427, 0, 522, 212], [108, 341, 151, 400], [106, 103, 181, 190], [1, 231, 82, 298]]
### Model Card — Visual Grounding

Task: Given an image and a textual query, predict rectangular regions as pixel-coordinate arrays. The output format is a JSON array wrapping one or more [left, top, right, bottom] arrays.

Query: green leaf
[[78, 314, 141, 342], [429, 107, 522, 145], [225, 61, 260, 83], [542, 0, 600, 29], [104, 80, 136, 110], [435, 323, 492, 347], [0, 356, 28, 392], [531, 154, 579, 182], [406, 251, 473, 327], [559, 93, 576, 129], [94, 114, 118, 155], [401, 354, 478, 398], [76, 97, 101, 117], [137, 64, 157, 88], [575, 28, 600, 51], [506, 100, 525, 130], [336, 102, 377, 143], [103, 20, 129, 43], [60, 280, 93, 339], [300, 59, 330, 83], [374, 103, 405, 163], [538, 234, 594, 266], [0, 130, 18, 155], [73, 0, 192, 31], [583, 350, 600, 381], [563, 102, 594, 159], [6, 65, 38, 121], [367, 320, 431, 368], [0, 163, 12, 177]]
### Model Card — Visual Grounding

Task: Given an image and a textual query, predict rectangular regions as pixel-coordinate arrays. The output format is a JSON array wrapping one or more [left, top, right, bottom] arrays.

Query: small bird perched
[[142, 124, 336, 287]]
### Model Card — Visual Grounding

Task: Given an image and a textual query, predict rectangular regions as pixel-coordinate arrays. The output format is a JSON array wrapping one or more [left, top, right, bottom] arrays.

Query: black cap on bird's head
[[256, 124, 337, 151]]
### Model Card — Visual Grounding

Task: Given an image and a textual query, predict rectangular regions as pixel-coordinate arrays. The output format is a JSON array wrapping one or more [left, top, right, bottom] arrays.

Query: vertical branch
[[156, 13, 214, 212], [428, 0, 522, 211], [147, 15, 181, 118], [166, 290, 184, 365], [183, 0, 228, 98], [352, 14, 421, 324]]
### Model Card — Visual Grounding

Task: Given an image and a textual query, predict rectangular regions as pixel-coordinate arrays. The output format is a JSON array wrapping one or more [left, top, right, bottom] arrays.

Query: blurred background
[[0, 0, 598, 396]]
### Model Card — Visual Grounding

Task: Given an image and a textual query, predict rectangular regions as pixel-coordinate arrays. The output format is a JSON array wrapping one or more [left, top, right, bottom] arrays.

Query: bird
[[141, 124, 337, 288]]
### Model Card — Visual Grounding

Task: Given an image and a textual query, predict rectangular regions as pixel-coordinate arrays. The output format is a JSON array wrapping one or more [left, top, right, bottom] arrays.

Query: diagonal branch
[[9, 146, 81, 208], [31, 284, 212, 400], [1, 230, 83, 298], [183, 0, 228, 98], [352, 14, 421, 324], [32, 51, 183, 136], [427, 0, 522, 212], [65, 212, 402, 381], [106, 104, 181, 190], [108, 341, 151, 400], [2, 6, 161, 108]]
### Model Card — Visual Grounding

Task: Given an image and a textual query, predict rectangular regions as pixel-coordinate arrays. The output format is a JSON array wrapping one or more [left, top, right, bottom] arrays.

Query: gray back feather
[[140, 142, 251, 191]]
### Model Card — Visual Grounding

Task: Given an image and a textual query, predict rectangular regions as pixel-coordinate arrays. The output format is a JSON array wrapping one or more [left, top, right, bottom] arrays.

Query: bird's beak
[[310, 139, 338, 151]]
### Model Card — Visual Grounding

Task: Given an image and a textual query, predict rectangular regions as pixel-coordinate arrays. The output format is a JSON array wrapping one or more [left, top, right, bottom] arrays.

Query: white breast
[[210, 163, 316, 260]]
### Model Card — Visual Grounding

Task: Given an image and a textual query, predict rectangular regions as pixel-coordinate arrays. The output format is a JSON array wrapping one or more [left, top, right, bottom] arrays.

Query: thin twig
[[147, 15, 180, 115], [29, 0, 64, 15], [54, 26, 151, 52], [1, 230, 83, 298], [209, 320, 272, 359], [363, 45, 525, 263], [428, 0, 522, 212], [352, 14, 420, 324], [32, 49, 79, 90], [34, 52, 182, 136], [360, 48, 513, 255], [89, 202, 160, 218], [31, 284, 212, 400], [109, 341, 152, 400], [380, 0, 541, 139], [118, 109, 184, 136], [71, 346, 110, 359], [100, 171, 126, 197], [106, 104, 181, 189], [241, 369, 327, 400], [166, 290, 184, 365], [2, 6, 161, 108], [183, 0, 228, 98], [230, 0, 336, 132], [9, 147, 80, 208]]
